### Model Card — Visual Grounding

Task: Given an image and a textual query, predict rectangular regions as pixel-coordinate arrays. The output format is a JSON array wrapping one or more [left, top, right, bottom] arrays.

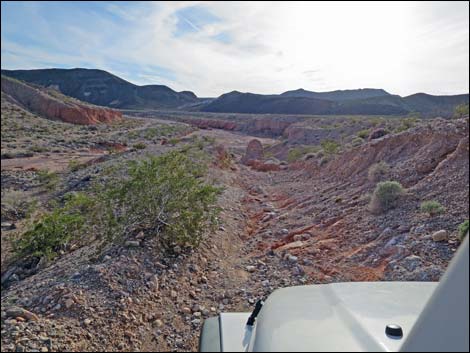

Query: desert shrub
[[133, 142, 147, 150], [420, 200, 445, 217], [68, 159, 84, 172], [454, 103, 469, 119], [368, 162, 390, 182], [37, 170, 60, 190], [107, 150, 221, 247], [1, 189, 37, 219], [29, 145, 48, 153], [321, 140, 340, 155], [287, 148, 304, 162], [357, 129, 370, 139], [369, 181, 404, 214], [351, 137, 364, 147], [168, 137, 180, 145], [14, 193, 92, 260], [1, 152, 14, 159], [395, 117, 418, 133], [458, 220, 469, 241], [287, 146, 321, 162], [15, 150, 221, 261]]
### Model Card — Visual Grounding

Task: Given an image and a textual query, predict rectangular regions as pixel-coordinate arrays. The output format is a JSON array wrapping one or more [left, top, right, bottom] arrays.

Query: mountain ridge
[[2, 68, 468, 116]]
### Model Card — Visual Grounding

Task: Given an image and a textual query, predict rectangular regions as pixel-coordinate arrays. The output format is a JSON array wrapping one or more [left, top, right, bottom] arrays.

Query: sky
[[1, 1, 469, 97]]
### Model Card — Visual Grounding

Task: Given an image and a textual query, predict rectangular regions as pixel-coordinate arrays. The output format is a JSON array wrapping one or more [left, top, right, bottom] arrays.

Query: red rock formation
[[241, 139, 264, 165], [325, 118, 469, 186], [182, 118, 237, 130], [250, 160, 281, 172], [1, 76, 122, 125], [251, 119, 293, 136]]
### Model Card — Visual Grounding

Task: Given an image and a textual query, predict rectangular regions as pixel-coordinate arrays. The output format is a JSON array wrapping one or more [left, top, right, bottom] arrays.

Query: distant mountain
[[202, 89, 469, 116], [1, 68, 199, 110], [3, 68, 468, 116], [199, 91, 336, 115], [403, 93, 470, 116], [281, 88, 391, 101]]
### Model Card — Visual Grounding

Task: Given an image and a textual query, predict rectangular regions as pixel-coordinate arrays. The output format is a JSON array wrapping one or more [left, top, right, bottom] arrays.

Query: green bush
[[420, 200, 445, 217], [395, 117, 418, 133], [68, 159, 84, 172], [321, 140, 340, 155], [110, 150, 221, 247], [369, 181, 404, 214], [36, 170, 60, 190], [1, 189, 37, 220], [454, 103, 469, 119], [15, 150, 221, 261], [287, 148, 304, 162], [14, 193, 92, 259], [168, 137, 180, 145], [458, 220, 469, 241], [357, 129, 370, 139], [351, 137, 364, 147], [368, 162, 390, 182], [29, 145, 48, 153], [133, 142, 147, 150]]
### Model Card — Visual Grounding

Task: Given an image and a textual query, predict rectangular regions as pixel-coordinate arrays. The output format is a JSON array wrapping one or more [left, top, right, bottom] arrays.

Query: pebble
[[286, 254, 298, 263], [432, 230, 448, 242], [6, 307, 39, 321], [125, 240, 140, 247], [83, 319, 92, 325], [246, 265, 256, 273], [64, 299, 74, 309]]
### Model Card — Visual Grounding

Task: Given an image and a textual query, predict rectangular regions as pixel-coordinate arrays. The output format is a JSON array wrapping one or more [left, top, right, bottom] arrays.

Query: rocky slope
[[1, 76, 122, 125], [1, 110, 468, 352], [1, 68, 199, 110]]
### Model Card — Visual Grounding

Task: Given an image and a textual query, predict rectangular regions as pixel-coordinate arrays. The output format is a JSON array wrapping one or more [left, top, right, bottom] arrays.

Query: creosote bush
[[420, 200, 445, 217], [15, 149, 221, 261], [369, 181, 404, 214], [109, 150, 221, 247], [14, 193, 92, 260]]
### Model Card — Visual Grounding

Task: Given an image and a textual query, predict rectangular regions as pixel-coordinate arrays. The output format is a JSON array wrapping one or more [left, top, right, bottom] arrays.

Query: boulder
[[241, 139, 264, 165], [368, 128, 388, 141]]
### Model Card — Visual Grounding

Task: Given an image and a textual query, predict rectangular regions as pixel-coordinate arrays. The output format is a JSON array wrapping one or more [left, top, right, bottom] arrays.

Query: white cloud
[[2, 1, 469, 97]]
